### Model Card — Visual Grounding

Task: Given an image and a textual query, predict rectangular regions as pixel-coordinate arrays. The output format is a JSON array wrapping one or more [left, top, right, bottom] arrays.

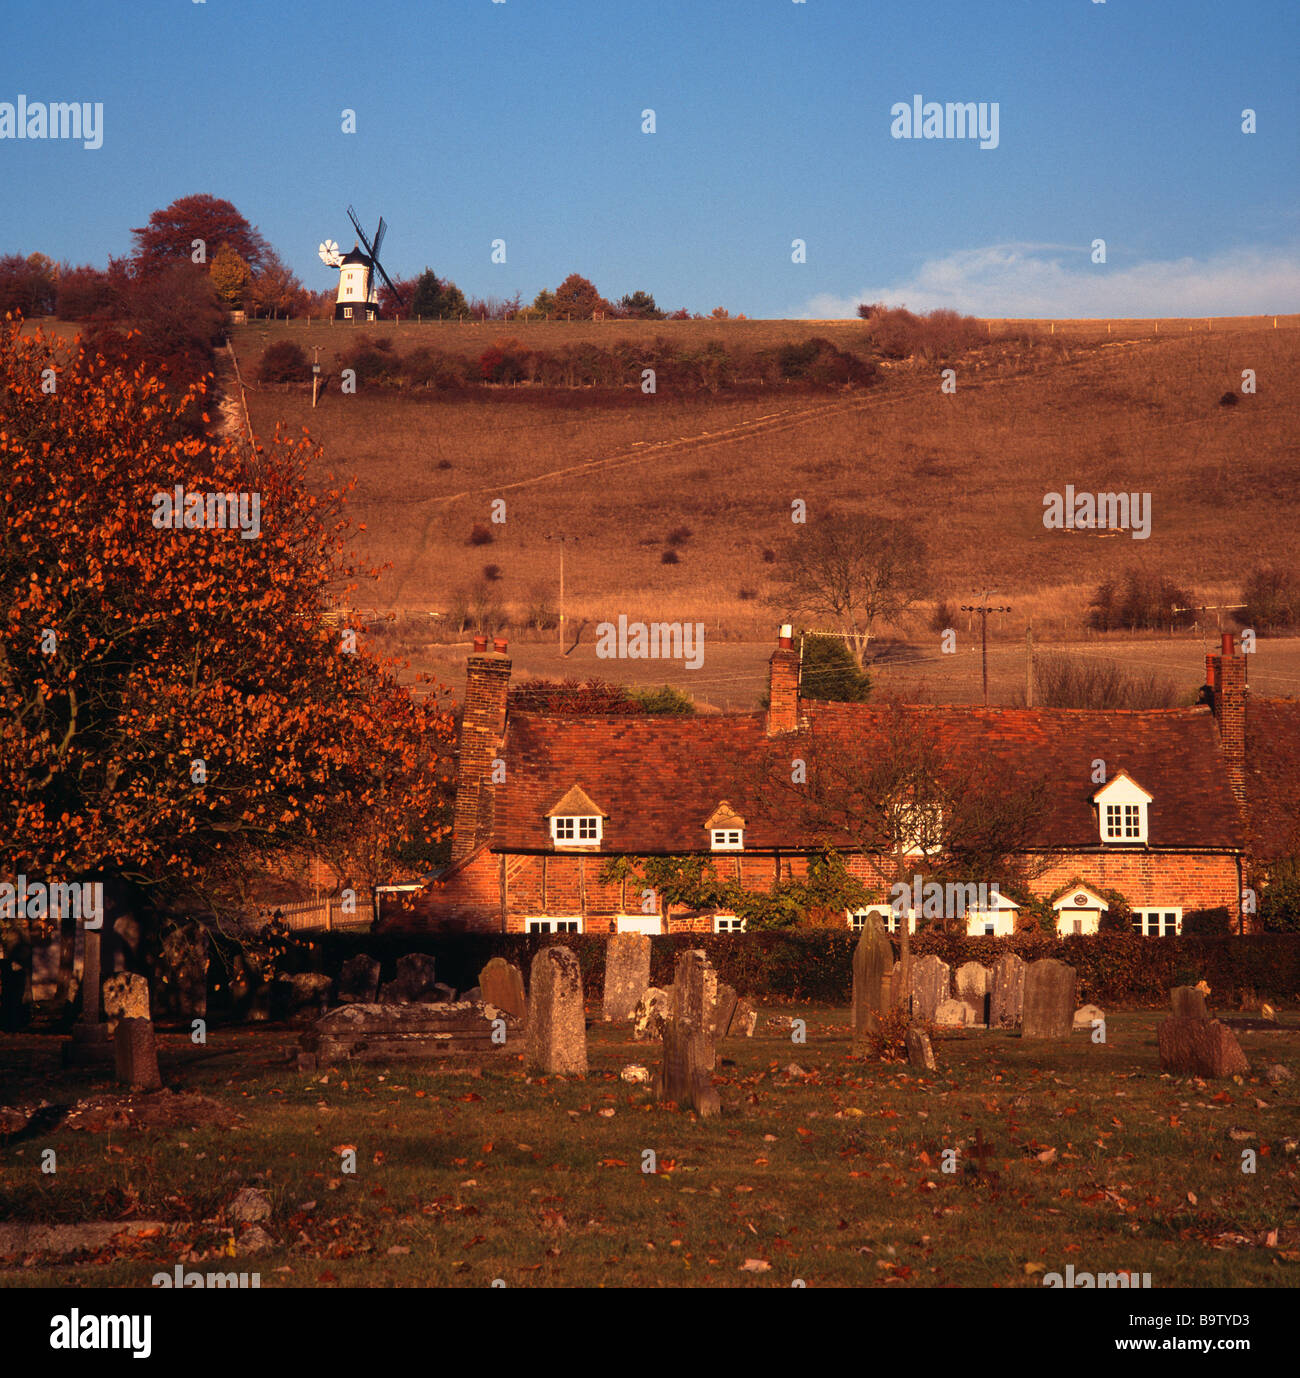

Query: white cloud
[[801, 242, 1300, 319]]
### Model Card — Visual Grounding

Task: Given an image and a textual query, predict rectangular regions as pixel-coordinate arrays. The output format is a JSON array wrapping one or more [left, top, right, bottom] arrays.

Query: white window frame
[[525, 917, 583, 934], [848, 904, 912, 935], [550, 815, 602, 847], [712, 915, 746, 933], [711, 828, 744, 851], [1093, 775, 1151, 845], [1131, 907, 1181, 937]]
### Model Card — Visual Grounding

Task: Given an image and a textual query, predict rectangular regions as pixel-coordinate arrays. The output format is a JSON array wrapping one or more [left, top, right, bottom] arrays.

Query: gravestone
[[1073, 1003, 1105, 1030], [671, 950, 718, 1068], [712, 984, 739, 1039], [990, 952, 1026, 1029], [479, 957, 527, 1021], [910, 955, 951, 1022], [102, 973, 150, 1036], [955, 962, 991, 1026], [906, 1026, 936, 1071], [155, 923, 208, 1019], [1170, 985, 1208, 1020], [851, 915, 892, 1046], [283, 972, 332, 1017], [934, 998, 970, 1028], [632, 987, 672, 1041], [525, 947, 587, 1076], [337, 954, 381, 1004], [602, 934, 651, 1022], [1158, 1017, 1248, 1078], [300, 1000, 517, 1069], [62, 928, 114, 1067], [114, 1016, 162, 1092], [379, 953, 440, 1004], [1021, 958, 1076, 1039], [655, 1016, 720, 1118], [731, 998, 758, 1037]]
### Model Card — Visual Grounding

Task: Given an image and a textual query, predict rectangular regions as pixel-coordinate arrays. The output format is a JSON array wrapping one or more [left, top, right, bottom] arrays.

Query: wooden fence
[[257, 898, 374, 933]]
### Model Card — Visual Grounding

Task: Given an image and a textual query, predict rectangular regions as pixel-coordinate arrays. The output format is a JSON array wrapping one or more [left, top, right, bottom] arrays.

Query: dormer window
[[705, 801, 746, 852], [1092, 772, 1152, 845], [551, 815, 601, 846], [545, 784, 607, 849]]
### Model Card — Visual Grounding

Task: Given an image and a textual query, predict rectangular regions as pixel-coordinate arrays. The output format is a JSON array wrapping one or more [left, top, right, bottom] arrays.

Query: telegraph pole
[[961, 596, 1012, 706], [1025, 625, 1034, 708], [543, 534, 576, 655]]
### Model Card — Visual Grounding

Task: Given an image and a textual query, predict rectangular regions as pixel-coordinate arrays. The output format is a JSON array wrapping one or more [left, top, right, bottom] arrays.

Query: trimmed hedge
[[275, 930, 1300, 1009]]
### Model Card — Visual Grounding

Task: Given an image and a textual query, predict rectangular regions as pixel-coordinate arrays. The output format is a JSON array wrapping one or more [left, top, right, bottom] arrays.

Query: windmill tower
[[318, 206, 406, 322]]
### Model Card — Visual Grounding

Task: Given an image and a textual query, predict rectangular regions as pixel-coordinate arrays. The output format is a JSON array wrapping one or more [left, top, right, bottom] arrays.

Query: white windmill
[[317, 206, 405, 322]]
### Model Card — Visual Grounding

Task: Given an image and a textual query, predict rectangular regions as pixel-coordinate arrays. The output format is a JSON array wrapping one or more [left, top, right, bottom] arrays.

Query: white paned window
[[550, 815, 601, 846], [1131, 908, 1181, 936], [526, 917, 582, 934], [711, 829, 743, 851], [713, 915, 746, 933]]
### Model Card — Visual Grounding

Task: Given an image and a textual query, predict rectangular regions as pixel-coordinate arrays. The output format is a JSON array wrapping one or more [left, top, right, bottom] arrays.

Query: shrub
[[1259, 865, 1300, 933], [483, 563, 502, 582], [666, 525, 693, 547], [799, 632, 871, 703], [629, 684, 695, 715], [864, 1004, 915, 1062], [661, 550, 679, 564], [1021, 652, 1180, 710], [1182, 906, 1232, 937], [258, 339, 309, 383], [468, 523, 493, 546], [1087, 569, 1195, 633]]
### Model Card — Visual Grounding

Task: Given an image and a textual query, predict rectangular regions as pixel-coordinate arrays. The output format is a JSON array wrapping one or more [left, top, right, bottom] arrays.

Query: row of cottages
[[383, 629, 1299, 937]]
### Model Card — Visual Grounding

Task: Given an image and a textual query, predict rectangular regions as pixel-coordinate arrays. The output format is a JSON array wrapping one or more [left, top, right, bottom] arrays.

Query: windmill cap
[[340, 246, 370, 266]]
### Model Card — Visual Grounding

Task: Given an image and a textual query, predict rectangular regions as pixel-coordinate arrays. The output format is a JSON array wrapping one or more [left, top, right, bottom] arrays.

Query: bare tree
[[756, 705, 1050, 1005], [770, 515, 927, 668]]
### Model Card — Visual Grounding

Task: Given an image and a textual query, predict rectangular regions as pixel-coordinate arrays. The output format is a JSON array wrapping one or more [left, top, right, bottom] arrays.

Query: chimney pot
[[472, 635, 488, 654], [493, 637, 508, 654], [778, 623, 793, 650], [1221, 632, 1234, 657]]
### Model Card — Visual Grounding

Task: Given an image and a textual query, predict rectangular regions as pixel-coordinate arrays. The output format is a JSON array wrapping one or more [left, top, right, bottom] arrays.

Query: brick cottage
[[384, 630, 1298, 938]]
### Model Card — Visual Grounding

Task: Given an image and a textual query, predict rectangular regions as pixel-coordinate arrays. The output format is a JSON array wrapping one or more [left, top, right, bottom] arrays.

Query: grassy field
[[234, 320, 1300, 663], [2, 1009, 1295, 1288]]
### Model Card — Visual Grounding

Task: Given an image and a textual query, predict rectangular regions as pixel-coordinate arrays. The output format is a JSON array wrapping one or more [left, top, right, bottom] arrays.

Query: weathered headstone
[[655, 1016, 720, 1117], [299, 1000, 517, 1069], [1170, 985, 1208, 1020], [114, 1016, 162, 1092], [62, 928, 113, 1067], [388, 953, 441, 1004], [1158, 1017, 1248, 1078], [732, 998, 758, 1037], [934, 998, 969, 1028], [337, 954, 381, 1004], [479, 957, 527, 1021], [905, 1026, 936, 1071], [1021, 958, 1077, 1039], [671, 950, 718, 1069], [155, 923, 208, 1019], [851, 915, 892, 1046], [632, 987, 672, 1042], [910, 955, 951, 1022], [602, 934, 651, 1022], [102, 972, 150, 1035], [525, 947, 587, 1076], [1073, 1003, 1105, 1030], [955, 962, 991, 1026], [990, 952, 1026, 1029], [712, 983, 739, 1039], [283, 972, 332, 1017]]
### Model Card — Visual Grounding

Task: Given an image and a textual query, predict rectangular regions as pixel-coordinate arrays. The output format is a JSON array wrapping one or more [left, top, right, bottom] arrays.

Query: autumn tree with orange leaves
[[0, 321, 454, 941]]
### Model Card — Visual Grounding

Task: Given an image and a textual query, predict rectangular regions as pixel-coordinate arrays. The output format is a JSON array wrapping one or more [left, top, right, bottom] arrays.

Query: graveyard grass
[[2, 1009, 1296, 1288]]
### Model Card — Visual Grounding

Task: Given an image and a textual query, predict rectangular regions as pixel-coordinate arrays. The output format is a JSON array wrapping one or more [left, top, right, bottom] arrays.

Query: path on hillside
[[386, 342, 1127, 606]]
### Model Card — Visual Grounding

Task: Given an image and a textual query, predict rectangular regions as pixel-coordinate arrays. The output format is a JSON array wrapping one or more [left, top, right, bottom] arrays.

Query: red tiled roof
[[1245, 699, 1300, 860], [495, 703, 1244, 854]]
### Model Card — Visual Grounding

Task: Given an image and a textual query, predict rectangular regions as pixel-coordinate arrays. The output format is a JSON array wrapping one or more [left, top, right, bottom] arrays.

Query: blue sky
[[3, 0, 1297, 317]]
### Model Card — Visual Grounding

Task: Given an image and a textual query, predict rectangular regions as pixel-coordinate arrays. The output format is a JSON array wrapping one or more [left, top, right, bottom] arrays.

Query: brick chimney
[[766, 625, 800, 735], [451, 638, 512, 863], [1205, 631, 1246, 808]]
